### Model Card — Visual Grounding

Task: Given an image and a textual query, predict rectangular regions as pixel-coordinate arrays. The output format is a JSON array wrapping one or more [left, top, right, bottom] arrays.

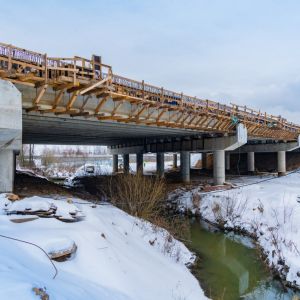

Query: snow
[[8, 196, 54, 213], [176, 172, 300, 288], [0, 195, 207, 300]]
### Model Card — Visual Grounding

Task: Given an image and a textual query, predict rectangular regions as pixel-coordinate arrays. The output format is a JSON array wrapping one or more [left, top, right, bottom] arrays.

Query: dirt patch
[[14, 171, 97, 201]]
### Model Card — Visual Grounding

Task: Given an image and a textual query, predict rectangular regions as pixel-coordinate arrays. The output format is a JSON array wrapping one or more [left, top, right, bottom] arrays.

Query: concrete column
[[225, 152, 230, 171], [0, 150, 15, 192], [136, 153, 143, 174], [277, 151, 286, 176], [180, 151, 190, 183], [247, 152, 255, 174], [173, 153, 178, 169], [157, 153, 165, 178], [123, 154, 129, 174], [112, 154, 118, 173], [202, 153, 207, 169], [213, 150, 225, 185]]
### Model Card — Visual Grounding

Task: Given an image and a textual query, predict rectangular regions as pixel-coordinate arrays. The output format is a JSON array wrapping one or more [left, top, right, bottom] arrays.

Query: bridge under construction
[[0, 42, 299, 192]]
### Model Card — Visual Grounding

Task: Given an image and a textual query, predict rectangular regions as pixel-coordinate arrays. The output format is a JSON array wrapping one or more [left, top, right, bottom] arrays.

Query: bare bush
[[211, 195, 248, 227], [191, 192, 201, 210], [152, 215, 191, 241], [108, 172, 166, 220], [107, 173, 191, 241]]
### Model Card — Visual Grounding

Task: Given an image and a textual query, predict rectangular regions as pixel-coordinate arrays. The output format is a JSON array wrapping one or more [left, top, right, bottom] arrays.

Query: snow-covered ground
[[176, 171, 300, 289], [0, 194, 208, 300]]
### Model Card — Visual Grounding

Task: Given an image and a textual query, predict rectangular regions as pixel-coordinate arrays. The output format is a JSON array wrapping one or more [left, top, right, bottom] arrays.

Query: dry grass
[[108, 172, 166, 221], [107, 173, 190, 241], [211, 195, 248, 228]]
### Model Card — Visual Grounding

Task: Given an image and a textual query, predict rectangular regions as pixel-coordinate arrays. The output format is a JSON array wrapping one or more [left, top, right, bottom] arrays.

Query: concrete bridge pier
[[247, 152, 255, 174], [0, 80, 22, 193], [173, 153, 178, 169], [225, 152, 230, 171], [136, 153, 143, 174], [0, 150, 17, 192], [157, 153, 165, 178], [123, 154, 130, 173], [230, 138, 300, 176], [112, 154, 118, 173], [180, 151, 190, 183], [214, 150, 225, 185], [202, 153, 207, 169], [277, 151, 286, 176]]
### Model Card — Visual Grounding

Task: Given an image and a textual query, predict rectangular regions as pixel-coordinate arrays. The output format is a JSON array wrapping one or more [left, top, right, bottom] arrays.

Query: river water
[[190, 219, 300, 300]]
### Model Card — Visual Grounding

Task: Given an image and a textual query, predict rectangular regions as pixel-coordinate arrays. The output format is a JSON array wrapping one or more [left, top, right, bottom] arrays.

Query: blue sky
[[1, 0, 300, 122]]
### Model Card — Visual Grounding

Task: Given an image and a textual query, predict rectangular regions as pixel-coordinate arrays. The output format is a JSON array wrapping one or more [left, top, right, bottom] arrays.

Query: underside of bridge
[[22, 113, 199, 145]]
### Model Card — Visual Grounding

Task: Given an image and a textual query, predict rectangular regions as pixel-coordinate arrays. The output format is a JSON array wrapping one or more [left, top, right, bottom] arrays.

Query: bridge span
[[0, 42, 299, 192]]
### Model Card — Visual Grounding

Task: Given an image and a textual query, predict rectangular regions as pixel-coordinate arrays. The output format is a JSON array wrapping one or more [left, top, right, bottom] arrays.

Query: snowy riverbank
[[0, 194, 207, 300], [174, 172, 300, 289]]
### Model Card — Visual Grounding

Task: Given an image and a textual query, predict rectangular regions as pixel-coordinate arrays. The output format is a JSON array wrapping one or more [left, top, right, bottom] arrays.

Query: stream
[[189, 219, 300, 300]]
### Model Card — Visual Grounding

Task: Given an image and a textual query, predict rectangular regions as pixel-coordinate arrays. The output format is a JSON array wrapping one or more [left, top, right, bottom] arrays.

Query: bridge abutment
[[0, 80, 22, 193], [0, 150, 16, 192]]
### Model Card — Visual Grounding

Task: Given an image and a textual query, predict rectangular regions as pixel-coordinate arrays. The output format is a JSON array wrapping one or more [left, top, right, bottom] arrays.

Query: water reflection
[[190, 220, 300, 300]]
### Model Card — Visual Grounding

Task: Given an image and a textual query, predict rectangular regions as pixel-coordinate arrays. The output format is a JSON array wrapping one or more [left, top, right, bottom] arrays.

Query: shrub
[[107, 173, 191, 241], [108, 172, 166, 221]]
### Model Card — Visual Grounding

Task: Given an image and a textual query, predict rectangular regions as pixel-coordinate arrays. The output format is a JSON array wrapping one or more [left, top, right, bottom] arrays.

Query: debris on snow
[[46, 238, 77, 262], [5, 196, 85, 222], [0, 194, 207, 300]]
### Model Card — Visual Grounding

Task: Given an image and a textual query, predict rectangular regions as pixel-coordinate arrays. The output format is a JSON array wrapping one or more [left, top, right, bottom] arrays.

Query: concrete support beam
[[247, 152, 255, 174], [173, 153, 178, 169], [202, 153, 207, 169], [225, 152, 230, 171], [123, 154, 129, 174], [136, 153, 143, 174], [112, 154, 118, 173], [110, 124, 247, 155], [232, 137, 300, 154], [0, 150, 15, 192], [157, 153, 165, 178], [213, 150, 225, 185], [277, 151, 286, 176], [180, 151, 190, 183], [204, 124, 247, 151]]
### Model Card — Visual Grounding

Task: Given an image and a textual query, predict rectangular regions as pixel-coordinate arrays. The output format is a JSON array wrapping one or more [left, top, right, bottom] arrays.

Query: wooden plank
[[66, 91, 80, 110], [80, 77, 110, 95], [94, 96, 109, 114], [32, 84, 48, 106]]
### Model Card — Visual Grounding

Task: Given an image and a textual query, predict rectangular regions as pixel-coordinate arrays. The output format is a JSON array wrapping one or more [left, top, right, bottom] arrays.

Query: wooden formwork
[[0, 42, 299, 141]]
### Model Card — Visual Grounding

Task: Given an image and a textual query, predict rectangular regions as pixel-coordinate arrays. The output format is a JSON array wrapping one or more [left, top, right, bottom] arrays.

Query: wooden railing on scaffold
[[0, 42, 299, 140]]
